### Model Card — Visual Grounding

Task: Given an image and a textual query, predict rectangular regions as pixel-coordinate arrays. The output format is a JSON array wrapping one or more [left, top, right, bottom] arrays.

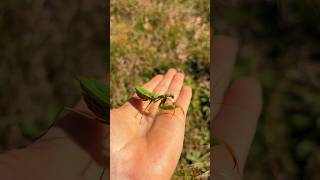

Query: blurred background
[[2, 0, 319, 179], [215, 0, 320, 179], [0, 0, 106, 151], [110, 0, 210, 178]]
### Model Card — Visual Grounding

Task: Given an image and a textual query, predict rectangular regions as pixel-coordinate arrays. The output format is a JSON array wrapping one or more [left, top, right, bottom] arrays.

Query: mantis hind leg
[[213, 140, 242, 178], [173, 105, 185, 120], [135, 101, 153, 124], [158, 98, 185, 120], [223, 142, 242, 178], [169, 107, 176, 120], [167, 98, 185, 118]]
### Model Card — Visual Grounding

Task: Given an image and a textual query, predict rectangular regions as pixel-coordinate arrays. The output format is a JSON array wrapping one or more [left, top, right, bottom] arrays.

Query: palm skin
[[110, 69, 192, 180]]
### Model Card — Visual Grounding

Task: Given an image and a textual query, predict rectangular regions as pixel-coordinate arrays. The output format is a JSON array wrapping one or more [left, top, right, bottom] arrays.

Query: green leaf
[[79, 77, 109, 103]]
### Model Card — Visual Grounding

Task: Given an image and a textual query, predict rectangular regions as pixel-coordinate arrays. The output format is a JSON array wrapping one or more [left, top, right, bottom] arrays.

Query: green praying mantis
[[134, 86, 184, 121], [66, 77, 109, 124]]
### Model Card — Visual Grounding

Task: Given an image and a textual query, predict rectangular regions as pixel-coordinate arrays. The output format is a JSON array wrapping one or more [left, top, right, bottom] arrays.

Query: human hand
[[110, 69, 192, 180], [211, 36, 263, 179], [0, 99, 108, 180]]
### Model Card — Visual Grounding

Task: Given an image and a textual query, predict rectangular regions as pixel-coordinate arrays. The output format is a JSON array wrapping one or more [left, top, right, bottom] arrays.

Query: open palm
[[110, 69, 192, 179]]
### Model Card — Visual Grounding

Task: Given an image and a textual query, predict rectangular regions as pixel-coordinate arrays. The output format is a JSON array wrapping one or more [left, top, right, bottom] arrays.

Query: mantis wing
[[79, 77, 109, 124], [135, 86, 157, 100]]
